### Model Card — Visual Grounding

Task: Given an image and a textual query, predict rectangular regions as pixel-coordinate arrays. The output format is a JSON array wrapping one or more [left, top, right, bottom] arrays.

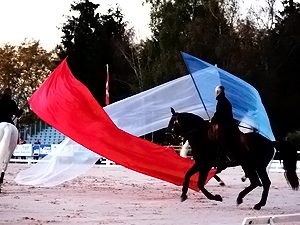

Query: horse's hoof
[[237, 198, 243, 205], [254, 204, 262, 210], [219, 181, 225, 186], [214, 194, 223, 202], [181, 195, 187, 202]]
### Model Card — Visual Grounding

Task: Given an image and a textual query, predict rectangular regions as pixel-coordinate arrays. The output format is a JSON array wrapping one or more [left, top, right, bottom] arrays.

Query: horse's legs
[[0, 151, 14, 193], [253, 168, 271, 210], [198, 167, 223, 202], [0, 158, 6, 193], [0, 170, 4, 191], [214, 162, 228, 186], [0, 161, 7, 193], [236, 166, 261, 206], [0, 171, 4, 184], [236, 183, 257, 205], [214, 174, 225, 186], [181, 163, 199, 202], [241, 175, 247, 182]]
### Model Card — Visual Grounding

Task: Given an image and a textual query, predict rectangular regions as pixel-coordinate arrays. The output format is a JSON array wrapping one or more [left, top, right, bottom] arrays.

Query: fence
[[10, 143, 117, 166], [242, 213, 300, 225], [10, 156, 117, 166], [10, 145, 300, 172]]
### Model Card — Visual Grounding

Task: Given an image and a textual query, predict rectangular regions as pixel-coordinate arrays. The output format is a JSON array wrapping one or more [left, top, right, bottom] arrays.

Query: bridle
[[166, 114, 183, 139], [166, 114, 200, 140]]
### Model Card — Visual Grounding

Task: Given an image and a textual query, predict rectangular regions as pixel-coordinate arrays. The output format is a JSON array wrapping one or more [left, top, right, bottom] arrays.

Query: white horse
[[180, 140, 190, 157], [0, 122, 18, 192]]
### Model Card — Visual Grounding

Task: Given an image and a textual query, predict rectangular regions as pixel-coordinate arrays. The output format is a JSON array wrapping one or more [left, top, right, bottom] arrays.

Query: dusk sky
[[0, 0, 151, 51], [0, 0, 292, 51]]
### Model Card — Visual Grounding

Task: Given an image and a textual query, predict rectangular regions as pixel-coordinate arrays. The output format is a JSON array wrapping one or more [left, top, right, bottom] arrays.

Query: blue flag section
[[181, 52, 275, 141]]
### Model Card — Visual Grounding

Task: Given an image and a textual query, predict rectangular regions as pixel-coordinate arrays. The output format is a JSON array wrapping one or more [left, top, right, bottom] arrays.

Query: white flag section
[[104, 74, 210, 136], [15, 53, 275, 187], [15, 138, 99, 186]]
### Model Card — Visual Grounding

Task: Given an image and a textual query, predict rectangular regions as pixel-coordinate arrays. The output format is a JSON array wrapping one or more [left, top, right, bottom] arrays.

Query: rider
[[0, 88, 23, 125], [211, 85, 238, 166]]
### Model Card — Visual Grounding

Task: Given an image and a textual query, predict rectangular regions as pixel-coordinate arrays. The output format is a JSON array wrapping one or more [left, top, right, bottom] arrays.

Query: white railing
[[10, 156, 117, 166], [269, 160, 300, 173], [10, 158, 39, 164], [9, 158, 300, 171], [242, 213, 300, 225]]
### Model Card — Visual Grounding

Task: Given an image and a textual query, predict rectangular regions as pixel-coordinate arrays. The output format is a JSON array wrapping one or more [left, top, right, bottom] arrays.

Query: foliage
[[261, 0, 300, 138], [2, 0, 300, 140], [139, 0, 300, 139], [0, 39, 56, 124], [139, 0, 250, 89], [57, 0, 134, 105], [285, 129, 300, 146]]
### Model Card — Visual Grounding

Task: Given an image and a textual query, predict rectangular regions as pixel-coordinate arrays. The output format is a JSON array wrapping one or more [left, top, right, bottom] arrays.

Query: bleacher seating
[[26, 126, 66, 145]]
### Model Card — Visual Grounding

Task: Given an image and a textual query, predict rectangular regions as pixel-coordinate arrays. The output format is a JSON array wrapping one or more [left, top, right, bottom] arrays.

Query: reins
[[182, 127, 200, 137], [170, 114, 202, 139], [238, 124, 258, 132]]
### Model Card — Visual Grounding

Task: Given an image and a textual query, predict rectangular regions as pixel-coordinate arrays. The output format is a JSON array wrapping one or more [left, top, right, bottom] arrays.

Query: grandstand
[[25, 125, 66, 145]]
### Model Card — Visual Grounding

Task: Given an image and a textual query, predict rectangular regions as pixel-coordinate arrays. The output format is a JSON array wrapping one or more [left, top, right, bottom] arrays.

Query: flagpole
[[106, 64, 109, 106], [181, 52, 211, 120]]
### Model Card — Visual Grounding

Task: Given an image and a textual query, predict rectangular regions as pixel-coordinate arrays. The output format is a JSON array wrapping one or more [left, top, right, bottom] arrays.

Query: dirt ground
[[1, 163, 300, 225]]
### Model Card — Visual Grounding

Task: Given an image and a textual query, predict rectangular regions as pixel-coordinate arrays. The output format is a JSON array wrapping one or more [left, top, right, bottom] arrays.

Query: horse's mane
[[178, 112, 207, 128]]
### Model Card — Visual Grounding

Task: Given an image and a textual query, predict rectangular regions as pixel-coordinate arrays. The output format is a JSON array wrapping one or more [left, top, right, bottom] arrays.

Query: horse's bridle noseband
[[167, 114, 199, 139], [166, 114, 184, 139]]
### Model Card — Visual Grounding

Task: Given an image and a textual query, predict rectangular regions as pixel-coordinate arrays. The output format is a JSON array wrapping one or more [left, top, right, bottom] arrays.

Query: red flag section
[[28, 58, 215, 191]]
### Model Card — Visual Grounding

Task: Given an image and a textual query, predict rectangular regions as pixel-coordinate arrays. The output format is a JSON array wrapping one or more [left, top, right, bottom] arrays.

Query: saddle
[[208, 124, 218, 141], [208, 124, 248, 146], [208, 124, 248, 167]]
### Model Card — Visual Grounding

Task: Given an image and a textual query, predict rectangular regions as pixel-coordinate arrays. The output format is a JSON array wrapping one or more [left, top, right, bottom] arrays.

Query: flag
[[104, 53, 274, 141], [28, 58, 215, 191], [106, 64, 109, 105], [181, 52, 275, 141]]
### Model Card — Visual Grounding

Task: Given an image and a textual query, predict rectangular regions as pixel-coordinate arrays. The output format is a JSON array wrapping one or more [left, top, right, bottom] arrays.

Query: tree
[[0, 39, 56, 124], [139, 0, 241, 88], [57, 0, 134, 105], [263, 0, 300, 138]]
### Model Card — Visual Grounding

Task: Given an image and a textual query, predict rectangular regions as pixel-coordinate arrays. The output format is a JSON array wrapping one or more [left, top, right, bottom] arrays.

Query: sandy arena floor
[[1, 163, 300, 225]]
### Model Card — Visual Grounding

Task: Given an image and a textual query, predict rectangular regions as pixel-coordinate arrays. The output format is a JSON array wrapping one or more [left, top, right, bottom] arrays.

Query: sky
[[0, 0, 294, 51], [0, 0, 151, 51]]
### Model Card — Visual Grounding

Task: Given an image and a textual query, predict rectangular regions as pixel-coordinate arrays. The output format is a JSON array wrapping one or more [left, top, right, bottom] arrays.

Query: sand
[[1, 163, 300, 225]]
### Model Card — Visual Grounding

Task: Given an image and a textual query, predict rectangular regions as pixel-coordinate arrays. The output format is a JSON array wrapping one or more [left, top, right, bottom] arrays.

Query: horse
[[166, 108, 299, 210], [0, 122, 18, 192]]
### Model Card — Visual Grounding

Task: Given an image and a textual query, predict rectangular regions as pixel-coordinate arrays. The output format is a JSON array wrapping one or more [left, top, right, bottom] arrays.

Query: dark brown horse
[[166, 108, 299, 210]]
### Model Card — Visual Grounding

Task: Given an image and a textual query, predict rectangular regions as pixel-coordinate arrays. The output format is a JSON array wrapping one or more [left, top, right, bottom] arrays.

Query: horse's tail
[[273, 141, 299, 190]]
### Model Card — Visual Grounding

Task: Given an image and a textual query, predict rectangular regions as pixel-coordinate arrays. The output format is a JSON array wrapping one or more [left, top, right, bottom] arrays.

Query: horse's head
[[165, 108, 182, 140], [166, 107, 206, 141]]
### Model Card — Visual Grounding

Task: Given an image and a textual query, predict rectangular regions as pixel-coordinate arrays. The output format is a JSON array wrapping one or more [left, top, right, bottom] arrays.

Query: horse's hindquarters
[[244, 133, 275, 164], [0, 123, 18, 171]]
